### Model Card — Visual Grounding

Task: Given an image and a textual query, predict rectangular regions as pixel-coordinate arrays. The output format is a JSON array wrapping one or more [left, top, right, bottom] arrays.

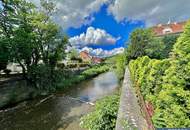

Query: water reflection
[[65, 72, 119, 102], [0, 71, 119, 130]]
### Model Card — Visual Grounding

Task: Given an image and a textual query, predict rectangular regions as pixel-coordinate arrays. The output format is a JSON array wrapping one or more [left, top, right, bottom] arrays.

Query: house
[[79, 51, 92, 62], [79, 51, 103, 64], [92, 57, 102, 64], [152, 21, 186, 37]]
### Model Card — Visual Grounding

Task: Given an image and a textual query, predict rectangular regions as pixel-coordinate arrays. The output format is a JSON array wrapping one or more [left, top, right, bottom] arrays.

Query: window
[[163, 27, 173, 34]]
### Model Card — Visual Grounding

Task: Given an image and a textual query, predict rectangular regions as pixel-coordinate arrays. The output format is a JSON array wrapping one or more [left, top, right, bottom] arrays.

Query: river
[[0, 71, 120, 130]]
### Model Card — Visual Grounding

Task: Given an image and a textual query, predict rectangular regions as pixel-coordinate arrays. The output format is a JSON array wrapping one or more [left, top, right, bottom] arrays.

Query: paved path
[[115, 67, 149, 130]]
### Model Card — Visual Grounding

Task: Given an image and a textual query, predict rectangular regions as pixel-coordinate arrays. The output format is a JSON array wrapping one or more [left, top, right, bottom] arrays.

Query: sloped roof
[[80, 51, 92, 59], [152, 21, 187, 36]]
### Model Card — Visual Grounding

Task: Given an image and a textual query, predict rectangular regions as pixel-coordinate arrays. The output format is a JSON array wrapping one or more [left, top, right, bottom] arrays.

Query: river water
[[0, 71, 120, 130]]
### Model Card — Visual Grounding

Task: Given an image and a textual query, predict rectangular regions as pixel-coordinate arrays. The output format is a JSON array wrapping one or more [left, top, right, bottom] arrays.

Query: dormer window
[[163, 27, 173, 34]]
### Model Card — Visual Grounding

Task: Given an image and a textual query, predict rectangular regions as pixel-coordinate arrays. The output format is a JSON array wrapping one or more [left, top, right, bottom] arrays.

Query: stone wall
[[115, 67, 150, 130]]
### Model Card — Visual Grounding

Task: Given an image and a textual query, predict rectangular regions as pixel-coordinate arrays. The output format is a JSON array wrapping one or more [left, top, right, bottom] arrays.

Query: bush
[[80, 95, 119, 130], [161, 35, 178, 58], [129, 56, 190, 127], [128, 21, 190, 127], [56, 64, 110, 90], [27, 64, 66, 91], [115, 54, 126, 80]]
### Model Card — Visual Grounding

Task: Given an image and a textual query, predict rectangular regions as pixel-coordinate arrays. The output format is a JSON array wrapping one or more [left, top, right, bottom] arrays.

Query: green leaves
[[0, 0, 68, 88], [115, 53, 126, 80], [80, 95, 119, 130], [126, 29, 152, 61], [126, 28, 178, 63], [128, 21, 190, 127]]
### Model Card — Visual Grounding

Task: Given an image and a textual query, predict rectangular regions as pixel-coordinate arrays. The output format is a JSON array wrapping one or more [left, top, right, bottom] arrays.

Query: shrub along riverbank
[[0, 64, 110, 109], [80, 94, 120, 130], [129, 21, 190, 127], [56, 64, 110, 89]]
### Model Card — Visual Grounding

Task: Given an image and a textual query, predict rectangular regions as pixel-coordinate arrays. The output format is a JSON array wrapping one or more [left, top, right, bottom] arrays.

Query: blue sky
[[67, 4, 145, 51], [2, 0, 190, 57]]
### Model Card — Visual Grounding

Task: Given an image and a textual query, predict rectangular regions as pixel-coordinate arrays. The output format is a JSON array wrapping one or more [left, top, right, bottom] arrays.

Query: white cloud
[[69, 27, 118, 48], [52, 0, 110, 29], [29, 0, 110, 29], [108, 0, 190, 26], [80, 47, 124, 57]]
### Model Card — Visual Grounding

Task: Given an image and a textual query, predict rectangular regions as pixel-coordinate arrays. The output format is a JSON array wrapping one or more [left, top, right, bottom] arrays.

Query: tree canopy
[[126, 28, 178, 62], [0, 0, 68, 88]]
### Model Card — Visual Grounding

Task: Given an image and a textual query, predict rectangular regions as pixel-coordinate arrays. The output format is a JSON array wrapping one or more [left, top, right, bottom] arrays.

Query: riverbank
[[0, 64, 110, 109], [0, 71, 120, 130]]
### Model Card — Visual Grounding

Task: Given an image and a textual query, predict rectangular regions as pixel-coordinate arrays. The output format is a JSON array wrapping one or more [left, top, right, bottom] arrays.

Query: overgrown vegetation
[[128, 21, 190, 127], [80, 94, 120, 130], [126, 28, 178, 62], [56, 64, 110, 89], [105, 53, 126, 80], [115, 54, 126, 80], [0, 0, 68, 88]]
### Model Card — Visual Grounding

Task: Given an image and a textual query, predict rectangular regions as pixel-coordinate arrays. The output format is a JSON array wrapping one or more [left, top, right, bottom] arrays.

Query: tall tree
[[0, 0, 68, 87], [126, 29, 153, 61]]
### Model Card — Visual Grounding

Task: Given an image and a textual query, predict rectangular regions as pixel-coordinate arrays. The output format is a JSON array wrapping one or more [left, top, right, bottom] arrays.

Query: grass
[[56, 64, 110, 89]]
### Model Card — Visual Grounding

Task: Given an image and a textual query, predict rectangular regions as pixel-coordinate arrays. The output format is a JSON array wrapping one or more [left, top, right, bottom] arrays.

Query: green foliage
[[105, 54, 126, 80], [0, 0, 68, 88], [129, 57, 170, 100], [68, 48, 79, 60], [161, 35, 178, 58], [126, 28, 178, 63], [115, 53, 126, 80], [0, 41, 9, 71], [56, 64, 110, 89], [126, 28, 164, 61], [144, 38, 165, 59], [129, 21, 190, 127], [80, 95, 119, 130], [25, 63, 109, 91], [126, 29, 153, 61]]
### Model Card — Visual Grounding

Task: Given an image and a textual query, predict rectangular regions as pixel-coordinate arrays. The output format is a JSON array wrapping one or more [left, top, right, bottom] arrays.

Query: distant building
[[92, 57, 102, 64], [152, 21, 187, 37], [79, 51, 92, 62], [79, 51, 103, 64]]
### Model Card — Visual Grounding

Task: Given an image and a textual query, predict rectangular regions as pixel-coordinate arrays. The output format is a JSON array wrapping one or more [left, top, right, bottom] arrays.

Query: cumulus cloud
[[108, 0, 190, 26], [80, 47, 124, 57], [33, 0, 110, 29], [69, 27, 118, 48]]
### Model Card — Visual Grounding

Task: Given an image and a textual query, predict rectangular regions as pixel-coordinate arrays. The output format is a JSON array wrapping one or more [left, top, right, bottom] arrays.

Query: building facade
[[152, 21, 187, 37]]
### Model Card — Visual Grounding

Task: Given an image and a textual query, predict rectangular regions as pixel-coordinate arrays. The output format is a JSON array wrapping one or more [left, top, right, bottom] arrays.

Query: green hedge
[[129, 21, 190, 128]]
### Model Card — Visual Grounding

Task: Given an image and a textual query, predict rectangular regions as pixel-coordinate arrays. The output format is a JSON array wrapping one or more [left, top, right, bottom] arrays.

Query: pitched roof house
[[152, 21, 187, 37], [79, 51, 103, 64], [92, 57, 102, 64], [79, 51, 92, 62]]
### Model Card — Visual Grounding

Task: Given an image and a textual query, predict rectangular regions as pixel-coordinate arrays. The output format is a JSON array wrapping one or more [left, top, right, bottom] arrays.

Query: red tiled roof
[[152, 21, 187, 36], [80, 51, 91, 61], [92, 57, 102, 63]]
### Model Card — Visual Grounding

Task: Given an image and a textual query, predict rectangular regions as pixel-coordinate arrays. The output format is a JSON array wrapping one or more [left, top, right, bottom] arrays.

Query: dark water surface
[[0, 72, 120, 130]]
